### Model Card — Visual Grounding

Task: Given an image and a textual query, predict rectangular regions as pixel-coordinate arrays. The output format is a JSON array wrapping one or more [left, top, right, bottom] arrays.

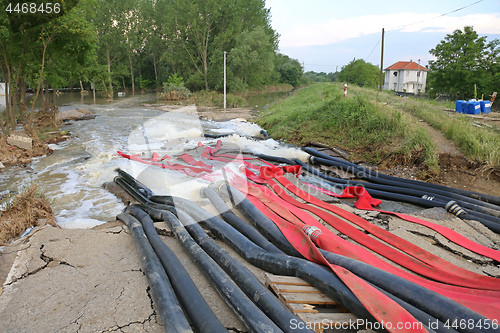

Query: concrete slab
[[6, 131, 32, 150]]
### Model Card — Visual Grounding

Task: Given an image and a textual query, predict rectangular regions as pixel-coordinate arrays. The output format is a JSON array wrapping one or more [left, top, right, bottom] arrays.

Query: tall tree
[[275, 54, 303, 87], [165, 0, 277, 90], [93, 0, 133, 96], [428, 26, 500, 99], [337, 59, 379, 88], [0, 0, 96, 135], [227, 27, 275, 91]]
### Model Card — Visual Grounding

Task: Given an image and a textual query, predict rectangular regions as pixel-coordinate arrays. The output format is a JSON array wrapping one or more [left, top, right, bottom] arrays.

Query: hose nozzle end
[[445, 201, 466, 217], [209, 181, 229, 194]]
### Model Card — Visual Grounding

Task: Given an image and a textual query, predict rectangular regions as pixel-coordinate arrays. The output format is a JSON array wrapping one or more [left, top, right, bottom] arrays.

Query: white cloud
[[280, 13, 500, 48]]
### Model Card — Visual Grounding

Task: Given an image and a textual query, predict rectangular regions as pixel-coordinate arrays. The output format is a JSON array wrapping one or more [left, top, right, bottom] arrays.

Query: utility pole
[[379, 28, 385, 91], [224, 51, 227, 109], [416, 58, 420, 96], [345, 57, 355, 99]]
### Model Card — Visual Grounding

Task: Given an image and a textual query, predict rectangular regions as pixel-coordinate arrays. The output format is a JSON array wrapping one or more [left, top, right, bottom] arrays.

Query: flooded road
[[1, 92, 307, 228]]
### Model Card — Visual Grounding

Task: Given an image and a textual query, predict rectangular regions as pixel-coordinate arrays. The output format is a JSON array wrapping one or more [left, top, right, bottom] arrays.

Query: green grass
[[189, 90, 247, 108], [256, 83, 440, 175], [396, 99, 500, 168]]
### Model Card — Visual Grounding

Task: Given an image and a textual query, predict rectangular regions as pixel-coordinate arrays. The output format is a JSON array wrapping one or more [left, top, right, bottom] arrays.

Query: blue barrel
[[461, 101, 467, 113], [480, 101, 491, 114], [467, 101, 481, 115], [455, 100, 464, 113]]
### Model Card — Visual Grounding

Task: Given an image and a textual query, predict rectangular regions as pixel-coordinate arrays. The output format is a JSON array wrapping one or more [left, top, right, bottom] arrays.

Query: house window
[[406, 71, 409, 76], [417, 72, 421, 77], [393, 83, 397, 90], [393, 72, 397, 77]]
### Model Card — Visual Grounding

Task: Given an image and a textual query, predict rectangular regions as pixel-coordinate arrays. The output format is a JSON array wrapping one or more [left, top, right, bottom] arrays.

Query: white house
[[383, 61, 428, 94], [0, 82, 6, 96]]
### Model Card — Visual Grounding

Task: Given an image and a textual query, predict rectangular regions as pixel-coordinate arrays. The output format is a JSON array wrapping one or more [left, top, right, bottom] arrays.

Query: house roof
[[385, 61, 428, 71]]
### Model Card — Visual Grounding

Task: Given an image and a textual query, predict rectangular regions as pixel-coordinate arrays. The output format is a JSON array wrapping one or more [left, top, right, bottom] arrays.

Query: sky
[[264, 0, 500, 73]]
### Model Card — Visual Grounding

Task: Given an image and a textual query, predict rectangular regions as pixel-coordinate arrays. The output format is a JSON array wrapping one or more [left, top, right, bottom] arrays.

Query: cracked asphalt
[[0, 221, 256, 332]]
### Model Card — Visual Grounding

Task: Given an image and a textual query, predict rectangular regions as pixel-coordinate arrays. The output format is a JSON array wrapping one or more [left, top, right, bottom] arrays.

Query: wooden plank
[[280, 292, 337, 305], [265, 274, 311, 286], [288, 303, 319, 313], [273, 284, 323, 294]]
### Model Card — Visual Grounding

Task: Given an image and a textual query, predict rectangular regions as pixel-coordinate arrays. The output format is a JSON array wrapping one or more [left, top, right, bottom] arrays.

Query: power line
[[365, 37, 381, 61], [388, 0, 484, 31], [304, 0, 485, 73]]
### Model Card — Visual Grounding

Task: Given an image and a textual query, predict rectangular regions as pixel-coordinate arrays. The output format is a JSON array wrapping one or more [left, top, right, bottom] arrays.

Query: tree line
[[0, 0, 303, 136]]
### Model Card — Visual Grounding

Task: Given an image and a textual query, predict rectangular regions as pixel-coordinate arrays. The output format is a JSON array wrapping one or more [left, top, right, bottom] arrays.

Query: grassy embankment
[[257, 83, 500, 175], [394, 99, 500, 170], [256, 83, 441, 175], [368, 88, 500, 170]]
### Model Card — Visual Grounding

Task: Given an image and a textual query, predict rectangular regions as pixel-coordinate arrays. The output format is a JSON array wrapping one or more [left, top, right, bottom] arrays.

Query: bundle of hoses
[[115, 173, 314, 333], [277, 147, 500, 233], [114, 169, 500, 333]]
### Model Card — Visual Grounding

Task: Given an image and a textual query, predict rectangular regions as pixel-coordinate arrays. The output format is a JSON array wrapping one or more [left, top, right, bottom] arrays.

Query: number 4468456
[[5, 3, 61, 14]]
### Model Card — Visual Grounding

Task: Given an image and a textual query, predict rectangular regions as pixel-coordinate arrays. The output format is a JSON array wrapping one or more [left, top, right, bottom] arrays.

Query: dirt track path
[[409, 112, 462, 155]]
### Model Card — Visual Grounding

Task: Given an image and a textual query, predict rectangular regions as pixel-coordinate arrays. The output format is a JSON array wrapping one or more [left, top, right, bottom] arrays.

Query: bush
[[158, 74, 192, 100]]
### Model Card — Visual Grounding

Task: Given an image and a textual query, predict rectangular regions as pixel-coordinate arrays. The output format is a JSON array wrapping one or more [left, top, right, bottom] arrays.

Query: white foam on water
[[48, 143, 62, 150], [204, 119, 262, 137], [221, 135, 310, 162]]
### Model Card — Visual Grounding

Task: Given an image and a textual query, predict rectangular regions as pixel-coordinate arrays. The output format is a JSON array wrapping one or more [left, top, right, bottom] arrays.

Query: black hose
[[159, 209, 285, 333], [149, 192, 303, 258], [461, 212, 500, 233], [148, 200, 382, 329], [304, 147, 500, 206], [201, 188, 462, 332], [254, 153, 295, 165], [115, 168, 154, 198], [115, 172, 453, 332], [125, 206, 228, 333], [295, 162, 500, 221], [138, 204, 312, 333], [200, 186, 284, 254], [309, 155, 500, 217], [115, 176, 149, 204], [116, 212, 193, 333], [203, 133, 231, 138], [114, 170, 493, 333], [216, 184, 306, 258], [294, 160, 500, 232], [176, 209, 315, 333]]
